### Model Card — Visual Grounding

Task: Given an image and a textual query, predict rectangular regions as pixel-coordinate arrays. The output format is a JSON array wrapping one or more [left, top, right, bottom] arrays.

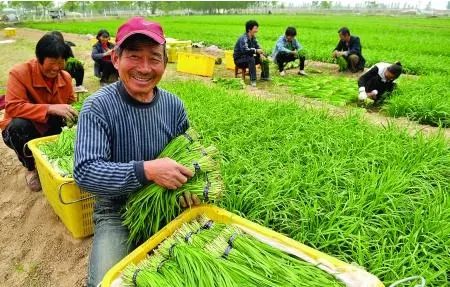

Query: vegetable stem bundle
[[122, 216, 344, 287], [123, 128, 224, 245], [38, 126, 76, 177]]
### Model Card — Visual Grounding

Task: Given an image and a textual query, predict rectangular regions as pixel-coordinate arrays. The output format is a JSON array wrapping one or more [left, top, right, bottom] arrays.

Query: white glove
[[370, 90, 378, 96], [358, 87, 367, 100]]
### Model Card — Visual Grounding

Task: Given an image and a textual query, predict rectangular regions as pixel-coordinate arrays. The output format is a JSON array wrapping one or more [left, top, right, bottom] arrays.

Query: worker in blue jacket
[[272, 26, 307, 76]]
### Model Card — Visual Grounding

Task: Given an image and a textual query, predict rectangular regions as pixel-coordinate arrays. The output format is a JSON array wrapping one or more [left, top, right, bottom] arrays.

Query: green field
[[23, 14, 450, 75], [22, 14, 450, 127], [161, 80, 449, 286], [383, 74, 450, 127]]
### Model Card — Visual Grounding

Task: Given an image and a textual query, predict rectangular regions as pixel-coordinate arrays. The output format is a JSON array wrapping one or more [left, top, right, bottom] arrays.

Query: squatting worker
[[0, 33, 77, 192], [332, 27, 366, 73], [272, 26, 307, 76], [73, 17, 200, 286], [358, 62, 403, 104]]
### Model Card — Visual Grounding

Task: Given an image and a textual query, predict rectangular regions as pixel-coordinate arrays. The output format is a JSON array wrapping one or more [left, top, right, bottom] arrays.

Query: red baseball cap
[[116, 17, 165, 47]]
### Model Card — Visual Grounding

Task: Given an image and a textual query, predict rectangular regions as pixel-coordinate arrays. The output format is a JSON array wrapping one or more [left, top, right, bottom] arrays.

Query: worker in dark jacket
[[332, 27, 365, 73], [91, 29, 118, 86], [233, 20, 269, 87], [358, 62, 402, 103]]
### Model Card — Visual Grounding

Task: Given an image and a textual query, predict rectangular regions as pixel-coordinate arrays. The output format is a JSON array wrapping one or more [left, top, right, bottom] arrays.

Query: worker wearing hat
[[74, 17, 200, 286]]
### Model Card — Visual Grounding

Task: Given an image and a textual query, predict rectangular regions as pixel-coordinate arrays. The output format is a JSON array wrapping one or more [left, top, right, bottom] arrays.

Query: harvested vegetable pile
[[122, 215, 344, 287], [38, 126, 76, 177], [123, 128, 224, 245], [273, 74, 356, 106]]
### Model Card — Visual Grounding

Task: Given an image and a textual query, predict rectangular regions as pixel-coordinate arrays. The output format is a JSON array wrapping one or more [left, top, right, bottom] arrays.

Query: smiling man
[[74, 17, 200, 286], [0, 33, 77, 192]]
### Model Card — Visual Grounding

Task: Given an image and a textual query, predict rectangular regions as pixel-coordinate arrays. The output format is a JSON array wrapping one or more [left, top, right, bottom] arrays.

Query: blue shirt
[[74, 81, 189, 201], [272, 35, 302, 64]]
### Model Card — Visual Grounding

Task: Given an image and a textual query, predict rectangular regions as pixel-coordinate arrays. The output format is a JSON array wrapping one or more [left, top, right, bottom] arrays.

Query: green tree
[[63, 1, 79, 12], [320, 1, 332, 9]]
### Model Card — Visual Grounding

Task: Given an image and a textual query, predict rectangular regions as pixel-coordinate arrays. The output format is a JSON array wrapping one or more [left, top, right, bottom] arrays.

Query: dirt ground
[[0, 27, 448, 287]]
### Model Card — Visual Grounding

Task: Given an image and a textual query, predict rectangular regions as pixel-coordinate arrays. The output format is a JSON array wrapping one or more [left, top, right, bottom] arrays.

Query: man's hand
[[358, 87, 367, 101], [48, 104, 78, 121], [291, 50, 298, 57], [179, 191, 201, 208], [367, 90, 378, 99], [103, 49, 113, 56], [332, 50, 343, 58], [143, 158, 194, 190], [256, 48, 264, 55]]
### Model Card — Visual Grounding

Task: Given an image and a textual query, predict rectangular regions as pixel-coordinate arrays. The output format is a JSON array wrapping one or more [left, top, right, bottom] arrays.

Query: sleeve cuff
[[359, 87, 366, 92], [134, 160, 150, 186]]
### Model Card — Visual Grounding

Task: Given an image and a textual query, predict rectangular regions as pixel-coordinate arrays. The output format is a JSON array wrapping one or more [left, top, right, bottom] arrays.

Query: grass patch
[[160, 79, 450, 286], [383, 74, 450, 127]]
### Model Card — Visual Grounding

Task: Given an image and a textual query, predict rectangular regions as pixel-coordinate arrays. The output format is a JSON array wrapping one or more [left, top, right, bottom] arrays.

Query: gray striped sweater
[[74, 81, 189, 200]]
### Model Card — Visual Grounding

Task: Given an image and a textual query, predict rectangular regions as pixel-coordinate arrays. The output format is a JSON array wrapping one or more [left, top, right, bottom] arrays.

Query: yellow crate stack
[[176, 52, 216, 77], [166, 39, 192, 63], [28, 136, 95, 239]]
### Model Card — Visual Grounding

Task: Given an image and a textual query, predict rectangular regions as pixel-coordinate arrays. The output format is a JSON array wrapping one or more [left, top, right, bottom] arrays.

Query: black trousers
[[100, 61, 119, 84], [66, 66, 85, 86], [344, 54, 362, 72], [275, 51, 305, 72], [234, 54, 269, 81], [2, 117, 64, 171]]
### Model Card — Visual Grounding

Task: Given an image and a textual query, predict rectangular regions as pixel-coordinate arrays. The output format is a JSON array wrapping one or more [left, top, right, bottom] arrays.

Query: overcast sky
[[278, 0, 448, 9]]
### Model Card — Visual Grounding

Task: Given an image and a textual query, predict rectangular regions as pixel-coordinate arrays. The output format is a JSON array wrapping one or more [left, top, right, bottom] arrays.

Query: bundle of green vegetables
[[38, 126, 76, 177], [123, 128, 224, 245], [335, 56, 348, 72], [66, 93, 90, 127], [65, 57, 84, 71], [122, 215, 344, 287]]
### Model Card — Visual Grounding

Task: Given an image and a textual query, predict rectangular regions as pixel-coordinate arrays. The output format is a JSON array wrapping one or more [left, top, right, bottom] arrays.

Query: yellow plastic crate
[[101, 205, 384, 287], [176, 52, 216, 77], [224, 50, 235, 70], [27, 136, 95, 238], [4, 28, 16, 37], [166, 39, 192, 47], [167, 45, 192, 63]]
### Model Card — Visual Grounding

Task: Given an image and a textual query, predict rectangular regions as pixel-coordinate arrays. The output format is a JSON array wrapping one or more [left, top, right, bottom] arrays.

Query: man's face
[[286, 35, 294, 42], [40, 57, 65, 79], [339, 32, 350, 42], [248, 26, 259, 37], [112, 41, 166, 99], [384, 70, 396, 81]]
